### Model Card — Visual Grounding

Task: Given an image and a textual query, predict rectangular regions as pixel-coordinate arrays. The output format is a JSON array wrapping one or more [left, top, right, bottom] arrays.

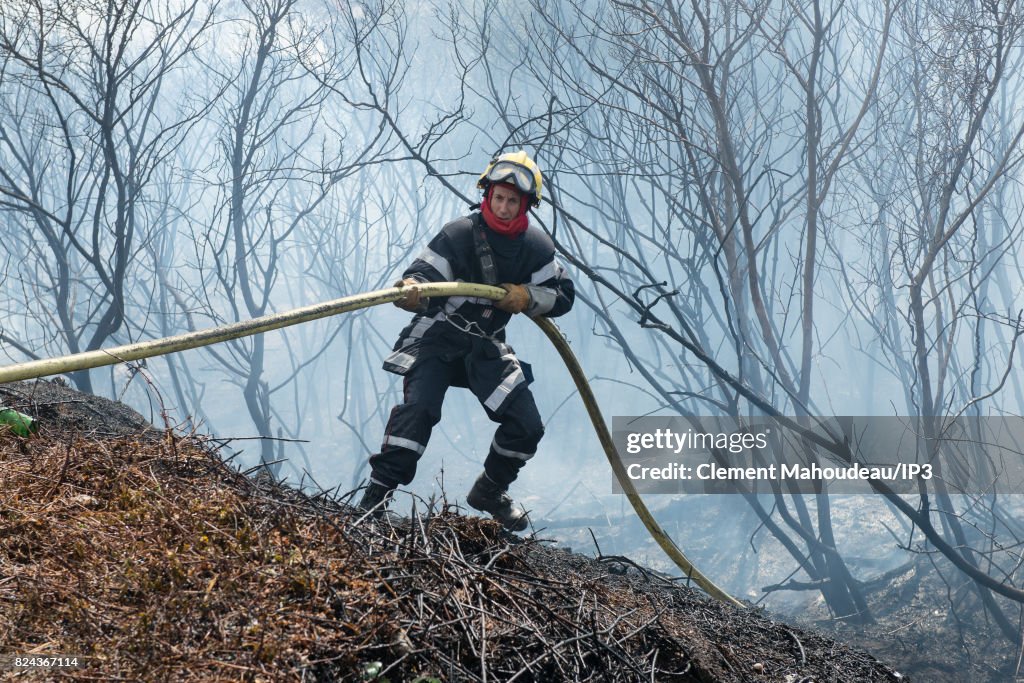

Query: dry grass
[[0, 385, 909, 682]]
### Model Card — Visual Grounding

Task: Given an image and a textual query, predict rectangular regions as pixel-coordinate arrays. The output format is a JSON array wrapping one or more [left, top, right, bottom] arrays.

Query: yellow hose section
[[0, 281, 741, 606], [0, 283, 496, 384], [531, 316, 742, 607]]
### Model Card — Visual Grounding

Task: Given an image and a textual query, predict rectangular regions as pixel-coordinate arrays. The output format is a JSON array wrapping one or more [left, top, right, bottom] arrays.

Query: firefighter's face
[[490, 183, 522, 221]]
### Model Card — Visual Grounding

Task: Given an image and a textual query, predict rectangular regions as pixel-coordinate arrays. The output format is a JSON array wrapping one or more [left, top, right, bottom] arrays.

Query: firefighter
[[357, 151, 575, 531]]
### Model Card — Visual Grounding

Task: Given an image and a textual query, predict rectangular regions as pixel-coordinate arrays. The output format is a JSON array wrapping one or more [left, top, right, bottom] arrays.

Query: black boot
[[467, 472, 529, 532], [357, 482, 395, 517]]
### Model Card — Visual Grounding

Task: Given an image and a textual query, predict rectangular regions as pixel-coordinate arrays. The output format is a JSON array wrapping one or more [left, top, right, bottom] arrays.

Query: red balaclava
[[480, 183, 530, 238]]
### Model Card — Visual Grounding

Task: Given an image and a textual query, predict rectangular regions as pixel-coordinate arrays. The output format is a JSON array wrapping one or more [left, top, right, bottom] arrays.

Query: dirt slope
[[0, 380, 907, 682]]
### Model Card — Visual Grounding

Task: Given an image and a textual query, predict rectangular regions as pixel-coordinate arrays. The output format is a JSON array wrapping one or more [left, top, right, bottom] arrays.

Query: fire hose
[[0, 281, 741, 607]]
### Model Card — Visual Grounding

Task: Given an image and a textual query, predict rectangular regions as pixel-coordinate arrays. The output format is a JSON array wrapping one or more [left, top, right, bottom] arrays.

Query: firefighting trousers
[[368, 354, 544, 489]]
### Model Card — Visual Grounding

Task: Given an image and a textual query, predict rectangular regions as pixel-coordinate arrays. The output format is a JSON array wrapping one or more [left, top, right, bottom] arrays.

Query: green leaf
[[360, 662, 383, 680]]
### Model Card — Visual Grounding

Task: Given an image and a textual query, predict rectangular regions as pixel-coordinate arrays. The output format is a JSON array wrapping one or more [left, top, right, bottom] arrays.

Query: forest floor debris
[[1, 380, 909, 681]]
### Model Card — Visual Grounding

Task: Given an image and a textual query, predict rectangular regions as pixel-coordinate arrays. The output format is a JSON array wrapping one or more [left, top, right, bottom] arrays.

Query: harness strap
[[473, 217, 500, 286]]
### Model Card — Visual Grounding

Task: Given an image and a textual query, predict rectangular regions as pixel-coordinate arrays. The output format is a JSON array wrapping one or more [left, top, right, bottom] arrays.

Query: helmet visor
[[485, 160, 536, 195]]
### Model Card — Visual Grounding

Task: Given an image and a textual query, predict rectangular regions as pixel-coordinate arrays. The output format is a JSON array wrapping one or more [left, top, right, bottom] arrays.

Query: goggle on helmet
[[477, 150, 543, 207]]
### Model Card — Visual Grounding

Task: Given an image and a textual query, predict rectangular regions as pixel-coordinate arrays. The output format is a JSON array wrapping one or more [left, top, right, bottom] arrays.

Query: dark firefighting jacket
[[382, 212, 575, 413]]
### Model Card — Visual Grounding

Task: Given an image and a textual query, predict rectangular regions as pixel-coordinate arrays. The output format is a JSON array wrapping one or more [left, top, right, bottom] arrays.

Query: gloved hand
[[496, 283, 531, 314], [393, 278, 423, 311]]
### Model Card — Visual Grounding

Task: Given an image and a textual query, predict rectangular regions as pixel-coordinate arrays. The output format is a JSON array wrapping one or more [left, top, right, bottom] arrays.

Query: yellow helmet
[[477, 150, 543, 207]]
